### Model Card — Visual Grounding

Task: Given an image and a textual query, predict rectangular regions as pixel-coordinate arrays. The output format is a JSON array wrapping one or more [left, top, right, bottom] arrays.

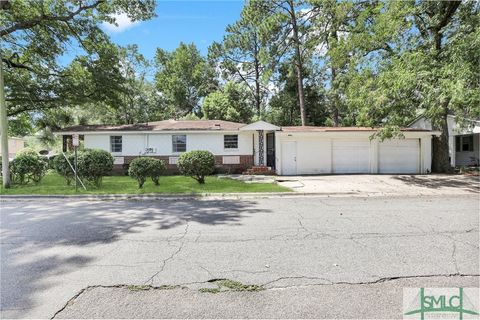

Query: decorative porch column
[[258, 130, 264, 166]]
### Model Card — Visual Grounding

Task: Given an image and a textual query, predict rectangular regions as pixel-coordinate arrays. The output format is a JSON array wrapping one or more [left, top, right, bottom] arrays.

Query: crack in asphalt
[[452, 241, 460, 274], [50, 273, 480, 319], [261, 273, 480, 289], [143, 221, 190, 285]]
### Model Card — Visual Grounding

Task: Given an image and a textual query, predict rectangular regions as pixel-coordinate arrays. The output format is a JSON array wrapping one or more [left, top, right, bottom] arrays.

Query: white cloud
[[102, 13, 139, 33]]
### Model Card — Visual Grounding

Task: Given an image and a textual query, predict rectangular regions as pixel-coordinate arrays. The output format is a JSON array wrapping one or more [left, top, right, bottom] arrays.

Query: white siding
[[122, 134, 145, 156], [83, 132, 253, 156], [84, 135, 110, 151]]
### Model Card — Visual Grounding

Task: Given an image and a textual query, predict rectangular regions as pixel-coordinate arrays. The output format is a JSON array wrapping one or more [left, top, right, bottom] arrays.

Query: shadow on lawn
[[392, 174, 479, 193], [0, 198, 267, 317]]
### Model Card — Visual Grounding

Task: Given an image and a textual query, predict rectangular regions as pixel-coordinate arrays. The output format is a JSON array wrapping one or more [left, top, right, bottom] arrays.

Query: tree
[[1, 0, 156, 186], [309, 0, 363, 126], [202, 81, 254, 123], [1, 0, 156, 116], [209, 9, 269, 116], [155, 43, 216, 117], [267, 61, 328, 126], [341, 1, 479, 172], [245, 0, 318, 125], [7, 113, 33, 137], [116, 45, 159, 124]]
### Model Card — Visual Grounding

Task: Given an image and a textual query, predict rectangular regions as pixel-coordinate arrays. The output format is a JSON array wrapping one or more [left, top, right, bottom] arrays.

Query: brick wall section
[[113, 155, 254, 175]]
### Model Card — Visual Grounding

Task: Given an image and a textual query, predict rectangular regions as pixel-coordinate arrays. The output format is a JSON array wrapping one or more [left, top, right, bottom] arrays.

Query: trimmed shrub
[[128, 157, 153, 188], [16, 148, 39, 157], [53, 153, 76, 185], [177, 150, 215, 184], [77, 149, 114, 187], [10, 152, 47, 184], [150, 159, 166, 185], [128, 157, 166, 188]]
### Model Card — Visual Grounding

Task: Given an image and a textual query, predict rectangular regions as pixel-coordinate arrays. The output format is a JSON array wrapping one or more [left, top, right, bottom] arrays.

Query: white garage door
[[379, 139, 420, 173], [332, 140, 371, 173]]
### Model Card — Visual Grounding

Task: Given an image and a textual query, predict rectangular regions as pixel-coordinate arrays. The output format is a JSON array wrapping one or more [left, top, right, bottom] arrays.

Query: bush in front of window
[[177, 150, 215, 184], [128, 157, 166, 188], [10, 152, 48, 185], [77, 149, 114, 187]]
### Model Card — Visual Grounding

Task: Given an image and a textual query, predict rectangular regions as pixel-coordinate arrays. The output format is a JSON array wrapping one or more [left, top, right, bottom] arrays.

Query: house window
[[110, 136, 122, 153], [224, 135, 238, 149], [456, 135, 474, 152], [172, 135, 186, 152]]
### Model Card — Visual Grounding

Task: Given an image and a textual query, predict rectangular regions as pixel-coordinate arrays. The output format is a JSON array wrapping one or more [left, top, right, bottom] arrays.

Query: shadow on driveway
[[392, 175, 479, 193]]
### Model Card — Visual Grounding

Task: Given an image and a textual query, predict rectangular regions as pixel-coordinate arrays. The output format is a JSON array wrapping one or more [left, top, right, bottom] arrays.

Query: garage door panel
[[379, 139, 419, 174], [332, 140, 371, 173], [296, 140, 331, 174]]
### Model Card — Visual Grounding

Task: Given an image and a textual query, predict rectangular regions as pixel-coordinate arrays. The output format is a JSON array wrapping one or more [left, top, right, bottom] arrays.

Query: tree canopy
[[155, 42, 216, 117], [2, 0, 479, 172]]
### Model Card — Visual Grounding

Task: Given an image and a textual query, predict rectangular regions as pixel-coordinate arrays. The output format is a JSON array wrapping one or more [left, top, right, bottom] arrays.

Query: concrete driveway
[[1, 195, 478, 319], [276, 174, 479, 196]]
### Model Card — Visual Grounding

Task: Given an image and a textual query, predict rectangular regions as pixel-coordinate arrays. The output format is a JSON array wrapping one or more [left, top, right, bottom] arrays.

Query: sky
[[102, 1, 245, 60]]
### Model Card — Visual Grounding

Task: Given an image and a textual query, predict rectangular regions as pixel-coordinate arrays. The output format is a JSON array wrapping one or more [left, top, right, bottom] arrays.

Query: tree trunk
[[253, 36, 262, 117], [428, 2, 460, 173], [288, 0, 307, 126], [0, 57, 11, 188], [432, 109, 452, 173], [330, 28, 340, 127], [331, 65, 339, 127]]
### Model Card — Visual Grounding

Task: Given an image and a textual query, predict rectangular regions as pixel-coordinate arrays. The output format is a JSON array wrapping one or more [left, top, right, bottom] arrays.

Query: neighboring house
[[56, 119, 438, 175], [0, 137, 26, 160], [409, 115, 480, 167]]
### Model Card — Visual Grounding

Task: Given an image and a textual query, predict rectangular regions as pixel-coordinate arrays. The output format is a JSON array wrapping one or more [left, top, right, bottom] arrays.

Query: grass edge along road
[[0, 171, 289, 195]]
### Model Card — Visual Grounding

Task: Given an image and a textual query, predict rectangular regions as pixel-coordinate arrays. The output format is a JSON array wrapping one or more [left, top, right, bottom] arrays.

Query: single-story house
[[56, 119, 438, 175], [409, 115, 480, 167], [0, 137, 26, 160]]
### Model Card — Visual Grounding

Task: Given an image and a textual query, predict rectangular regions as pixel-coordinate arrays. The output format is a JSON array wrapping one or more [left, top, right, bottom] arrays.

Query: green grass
[[199, 279, 264, 294], [0, 171, 290, 195]]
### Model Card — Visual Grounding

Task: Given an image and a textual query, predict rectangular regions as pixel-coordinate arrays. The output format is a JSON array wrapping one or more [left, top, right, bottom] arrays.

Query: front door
[[266, 132, 275, 169], [281, 141, 297, 175]]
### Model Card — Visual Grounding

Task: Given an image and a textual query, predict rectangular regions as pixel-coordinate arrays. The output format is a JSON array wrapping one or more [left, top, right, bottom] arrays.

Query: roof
[[240, 120, 281, 131], [280, 126, 432, 132], [56, 119, 246, 132], [408, 113, 480, 127]]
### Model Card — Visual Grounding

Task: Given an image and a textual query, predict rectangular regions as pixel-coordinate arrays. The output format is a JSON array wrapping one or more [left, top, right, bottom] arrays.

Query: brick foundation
[[112, 155, 254, 175]]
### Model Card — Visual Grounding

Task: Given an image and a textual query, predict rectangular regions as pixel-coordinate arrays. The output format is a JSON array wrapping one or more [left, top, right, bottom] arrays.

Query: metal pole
[[74, 146, 78, 192], [0, 55, 11, 188], [62, 151, 86, 190]]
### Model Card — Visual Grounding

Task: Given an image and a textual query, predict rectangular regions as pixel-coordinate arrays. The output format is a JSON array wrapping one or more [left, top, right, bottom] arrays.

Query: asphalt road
[[1, 195, 479, 319]]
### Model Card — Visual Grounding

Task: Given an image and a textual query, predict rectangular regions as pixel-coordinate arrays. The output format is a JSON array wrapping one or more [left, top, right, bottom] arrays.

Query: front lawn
[[0, 171, 290, 195]]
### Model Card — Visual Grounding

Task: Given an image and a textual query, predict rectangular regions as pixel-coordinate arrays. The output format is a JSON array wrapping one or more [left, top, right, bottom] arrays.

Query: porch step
[[243, 166, 277, 175]]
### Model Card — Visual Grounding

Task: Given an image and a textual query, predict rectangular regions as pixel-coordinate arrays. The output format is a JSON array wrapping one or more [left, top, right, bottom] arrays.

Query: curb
[[0, 192, 360, 201]]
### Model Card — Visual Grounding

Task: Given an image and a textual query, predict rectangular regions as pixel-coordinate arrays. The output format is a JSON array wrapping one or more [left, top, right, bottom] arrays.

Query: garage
[[378, 139, 420, 174], [275, 127, 435, 175], [332, 140, 371, 173]]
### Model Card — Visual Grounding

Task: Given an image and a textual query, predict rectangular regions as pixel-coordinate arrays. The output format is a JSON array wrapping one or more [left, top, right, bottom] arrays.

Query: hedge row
[[4, 149, 219, 189]]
